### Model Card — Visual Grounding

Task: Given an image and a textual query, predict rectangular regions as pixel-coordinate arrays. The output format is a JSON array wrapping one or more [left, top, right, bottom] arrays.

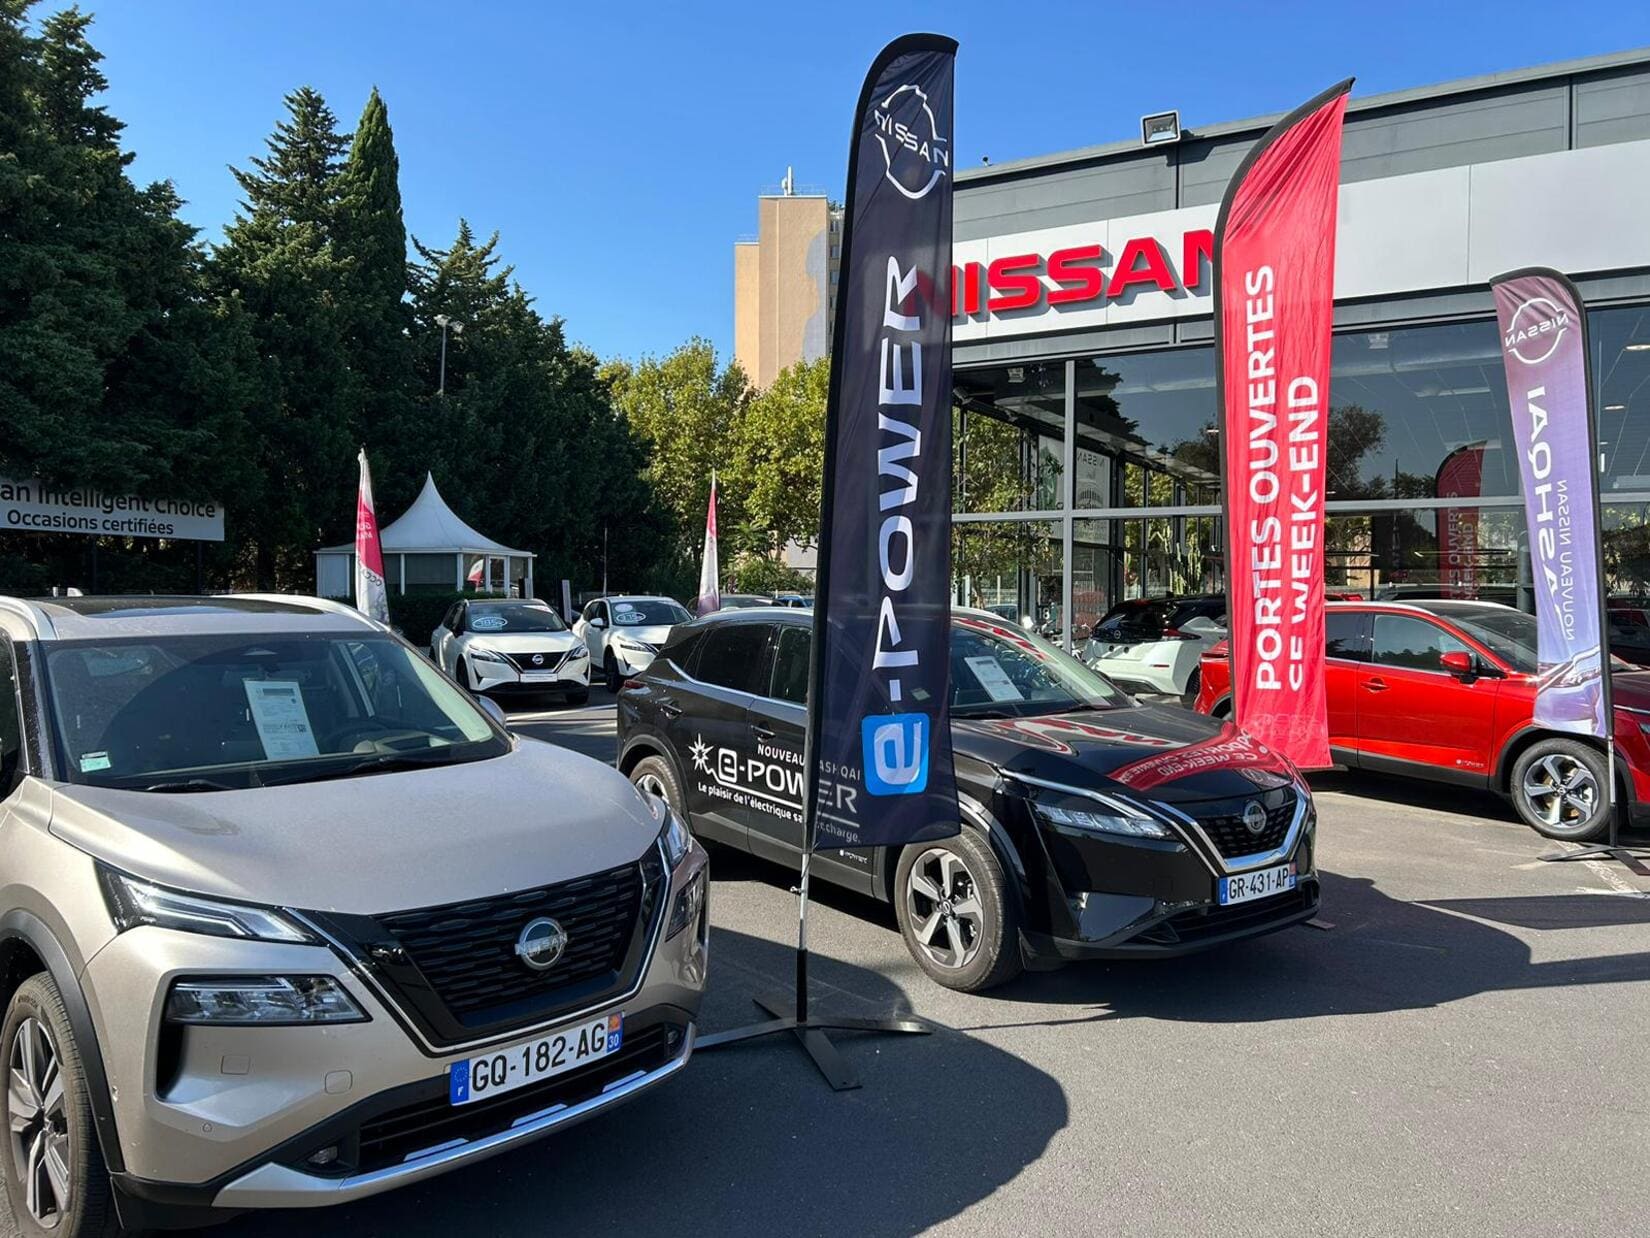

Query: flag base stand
[[1538, 846, 1650, 876], [696, 989, 932, 1092]]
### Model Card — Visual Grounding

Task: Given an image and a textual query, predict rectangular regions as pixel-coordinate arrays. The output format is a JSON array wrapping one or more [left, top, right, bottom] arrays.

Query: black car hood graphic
[[952, 704, 1295, 805]]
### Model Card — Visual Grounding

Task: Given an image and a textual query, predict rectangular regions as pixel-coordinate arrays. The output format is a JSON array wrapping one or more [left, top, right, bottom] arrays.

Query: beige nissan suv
[[0, 595, 708, 1235]]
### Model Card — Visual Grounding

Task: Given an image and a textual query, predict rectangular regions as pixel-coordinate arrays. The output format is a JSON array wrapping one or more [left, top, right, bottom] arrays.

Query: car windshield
[[44, 632, 507, 791], [611, 600, 690, 626], [1439, 608, 1538, 673], [1094, 598, 1222, 640], [468, 603, 566, 633], [951, 615, 1132, 718]]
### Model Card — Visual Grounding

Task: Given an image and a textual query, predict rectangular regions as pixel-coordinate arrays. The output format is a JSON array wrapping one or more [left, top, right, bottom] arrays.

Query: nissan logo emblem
[[1242, 801, 1268, 836], [514, 917, 568, 972], [531, 653, 545, 666]]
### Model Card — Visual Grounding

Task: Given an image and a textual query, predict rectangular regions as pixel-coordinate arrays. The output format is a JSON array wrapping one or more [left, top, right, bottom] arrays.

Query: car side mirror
[[1439, 650, 1474, 678], [590, 618, 606, 630], [477, 696, 509, 729]]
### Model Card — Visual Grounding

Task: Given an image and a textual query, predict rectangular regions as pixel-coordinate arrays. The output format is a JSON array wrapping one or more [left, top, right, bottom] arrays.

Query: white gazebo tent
[[315, 473, 534, 600]]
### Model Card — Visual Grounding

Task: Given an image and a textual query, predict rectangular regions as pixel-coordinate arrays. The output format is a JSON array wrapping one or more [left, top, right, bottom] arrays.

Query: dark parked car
[[616, 607, 1319, 992]]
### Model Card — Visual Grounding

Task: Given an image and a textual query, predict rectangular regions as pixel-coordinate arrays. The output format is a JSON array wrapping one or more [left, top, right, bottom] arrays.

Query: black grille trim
[[1186, 788, 1297, 860], [502, 649, 568, 672], [1132, 882, 1316, 947], [305, 848, 668, 1051]]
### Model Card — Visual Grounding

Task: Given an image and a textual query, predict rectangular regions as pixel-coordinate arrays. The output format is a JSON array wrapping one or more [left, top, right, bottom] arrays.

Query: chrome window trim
[[293, 839, 675, 1057]]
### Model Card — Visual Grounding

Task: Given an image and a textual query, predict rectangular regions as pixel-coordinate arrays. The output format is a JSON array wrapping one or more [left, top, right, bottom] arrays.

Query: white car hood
[[46, 740, 659, 915], [460, 630, 579, 653], [608, 624, 673, 646]]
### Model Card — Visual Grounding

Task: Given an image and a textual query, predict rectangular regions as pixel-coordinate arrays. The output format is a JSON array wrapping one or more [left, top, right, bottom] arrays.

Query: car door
[[1325, 610, 1372, 763], [431, 602, 458, 667], [583, 600, 612, 668], [669, 620, 775, 849], [1356, 612, 1500, 782], [743, 623, 878, 895]]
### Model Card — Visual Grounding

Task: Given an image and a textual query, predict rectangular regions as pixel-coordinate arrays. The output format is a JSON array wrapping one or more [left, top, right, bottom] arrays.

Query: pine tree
[[213, 86, 359, 587]]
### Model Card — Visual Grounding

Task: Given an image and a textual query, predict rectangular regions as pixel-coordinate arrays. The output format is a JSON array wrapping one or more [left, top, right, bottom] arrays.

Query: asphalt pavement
[[71, 690, 1650, 1238]]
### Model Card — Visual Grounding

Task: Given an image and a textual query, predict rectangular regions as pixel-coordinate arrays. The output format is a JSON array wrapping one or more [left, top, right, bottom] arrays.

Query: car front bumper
[[84, 849, 709, 1228], [469, 652, 590, 693]]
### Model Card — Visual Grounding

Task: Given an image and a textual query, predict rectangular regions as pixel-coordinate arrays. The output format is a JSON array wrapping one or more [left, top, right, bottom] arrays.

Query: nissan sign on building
[[943, 49, 1650, 649]]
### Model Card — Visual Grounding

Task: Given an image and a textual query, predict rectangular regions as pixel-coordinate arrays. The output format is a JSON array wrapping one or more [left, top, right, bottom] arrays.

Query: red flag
[[467, 557, 484, 587], [1216, 80, 1352, 769], [695, 472, 720, 616], [354, 449, 390, 623], [1435, 443, 1485, 599]]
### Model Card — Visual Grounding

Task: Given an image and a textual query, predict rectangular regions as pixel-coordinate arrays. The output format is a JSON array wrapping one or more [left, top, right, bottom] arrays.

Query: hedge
[[324, 592, 510, 645]]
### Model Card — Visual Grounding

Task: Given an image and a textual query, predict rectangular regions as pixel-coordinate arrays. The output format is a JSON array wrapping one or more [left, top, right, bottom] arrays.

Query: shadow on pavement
[[969, 870, 1650, 1026], [218, 925, 1067, 1238]]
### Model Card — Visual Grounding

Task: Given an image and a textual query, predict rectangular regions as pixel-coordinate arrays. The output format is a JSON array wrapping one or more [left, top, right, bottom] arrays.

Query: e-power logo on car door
[[689, 734, 859, 825]]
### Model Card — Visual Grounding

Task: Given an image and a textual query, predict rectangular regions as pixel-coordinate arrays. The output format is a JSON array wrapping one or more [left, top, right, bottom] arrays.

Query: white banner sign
[[0, 478, 224, 541]]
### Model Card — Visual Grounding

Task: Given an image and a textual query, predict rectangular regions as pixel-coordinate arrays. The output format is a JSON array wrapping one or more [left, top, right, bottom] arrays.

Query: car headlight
[[165, 976, 365, 1025], [467, 645, 510, 664], [659, 807, 692, 868], [614, 636, 655, 654], [569, 644, 589, 660], [667, 868, 706, 940], [99, 867, 314, 943], [1030, 795, 1174, 840]]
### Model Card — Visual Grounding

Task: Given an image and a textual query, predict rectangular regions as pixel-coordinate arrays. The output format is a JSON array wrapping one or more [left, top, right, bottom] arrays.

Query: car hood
[[460, 631, 578, 652], [46, 740, 660, 915], [953, 703, 1296, 804], [608, 625, 673, 646]]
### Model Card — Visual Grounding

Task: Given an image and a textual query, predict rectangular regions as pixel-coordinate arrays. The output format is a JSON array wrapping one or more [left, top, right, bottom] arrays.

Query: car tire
[[565, 686, 590, 707], [603, 653, 622, 694], [1185, 667, 1201, 701], [1, 973, 122, 1238], [628, 755, 699, 838], [894, 829, 1022, 993], [1510, 738, 1613, 842]]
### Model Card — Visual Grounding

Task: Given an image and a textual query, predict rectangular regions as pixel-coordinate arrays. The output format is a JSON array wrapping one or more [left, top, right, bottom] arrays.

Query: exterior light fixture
[[1140, 110, 1182, 147]]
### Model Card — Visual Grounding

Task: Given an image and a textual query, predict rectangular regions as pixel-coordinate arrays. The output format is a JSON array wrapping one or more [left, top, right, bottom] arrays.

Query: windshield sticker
[[244, 679, 321, 761], [79, 751, 111, 772], [964, 655, 1025, 703], [470, 615, 507, 631]]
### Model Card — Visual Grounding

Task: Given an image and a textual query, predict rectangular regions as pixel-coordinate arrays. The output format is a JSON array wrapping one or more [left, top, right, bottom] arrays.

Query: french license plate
[[447, 1013, 623, 1106], [1218, 861, 1296, 906], [522, 671, 562, 682]]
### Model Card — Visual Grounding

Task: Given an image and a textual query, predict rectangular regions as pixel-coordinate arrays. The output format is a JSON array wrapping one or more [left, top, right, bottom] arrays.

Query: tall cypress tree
[[213, 86, 359, 587]]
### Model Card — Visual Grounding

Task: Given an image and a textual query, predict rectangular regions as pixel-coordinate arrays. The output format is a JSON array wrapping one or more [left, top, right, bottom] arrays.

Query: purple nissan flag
[[1491, 269, 1610, 739]]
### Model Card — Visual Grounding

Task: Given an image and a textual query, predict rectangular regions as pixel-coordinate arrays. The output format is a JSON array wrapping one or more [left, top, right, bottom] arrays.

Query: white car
[[574, 595, 692, 692], [430, 598, 590, 703], [1083, 595, 1227, 698]]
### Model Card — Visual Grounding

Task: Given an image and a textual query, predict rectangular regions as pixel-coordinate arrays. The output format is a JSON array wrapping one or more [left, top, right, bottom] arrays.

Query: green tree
[[212, 85, 359, 586], [728, 356, 827, 557], [605, 339, 751, 563]]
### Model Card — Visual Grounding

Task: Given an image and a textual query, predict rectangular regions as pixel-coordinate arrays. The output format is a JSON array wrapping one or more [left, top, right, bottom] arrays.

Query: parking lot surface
[[63, 691, 1650, 1238]]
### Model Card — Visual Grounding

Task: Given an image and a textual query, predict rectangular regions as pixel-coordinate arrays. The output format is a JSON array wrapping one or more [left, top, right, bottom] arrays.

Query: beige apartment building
[[733, 169, 843, 389]]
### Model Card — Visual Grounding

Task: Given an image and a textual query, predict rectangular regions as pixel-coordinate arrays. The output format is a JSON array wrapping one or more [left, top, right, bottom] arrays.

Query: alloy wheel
[[635, 771, 668, 802], [905, 848, 985, 970], [1520, 753, 1599, 828], [8, 1016, 70, 1228]]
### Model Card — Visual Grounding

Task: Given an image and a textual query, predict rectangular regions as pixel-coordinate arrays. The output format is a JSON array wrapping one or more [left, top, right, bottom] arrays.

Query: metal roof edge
[[957, 46, 1650, 185]]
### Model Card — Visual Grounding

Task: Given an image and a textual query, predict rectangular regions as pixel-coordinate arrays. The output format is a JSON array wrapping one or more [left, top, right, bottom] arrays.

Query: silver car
[[0, 594, 707, 1235]]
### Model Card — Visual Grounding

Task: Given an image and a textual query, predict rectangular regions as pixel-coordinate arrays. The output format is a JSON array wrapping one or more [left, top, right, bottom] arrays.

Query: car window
[[691, 623, 773, 695], [611, 600, 691, 626], [952, 615, 1131, 717], [770, 626, 810, 705], [0, 642, 23, 792], [1326, 612, 1371, 662], [465, 603, 566, 633], [1372, 614, 1469, 673], [580, 601, 599, 623], [661, 627, 703, 673], [440, 603, 459, 632], [43, 633, 505, 791]]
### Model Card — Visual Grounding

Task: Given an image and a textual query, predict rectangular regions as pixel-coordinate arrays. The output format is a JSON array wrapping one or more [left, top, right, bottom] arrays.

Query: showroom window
[[954, 361, 1066, 514]]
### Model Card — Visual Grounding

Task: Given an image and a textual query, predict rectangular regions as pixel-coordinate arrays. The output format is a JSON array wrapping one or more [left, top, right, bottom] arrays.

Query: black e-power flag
[[804, 34, 959, 852]]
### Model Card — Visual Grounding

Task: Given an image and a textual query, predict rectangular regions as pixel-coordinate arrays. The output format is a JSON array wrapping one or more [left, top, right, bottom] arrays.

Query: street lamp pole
[[434, 314, 465, 396]]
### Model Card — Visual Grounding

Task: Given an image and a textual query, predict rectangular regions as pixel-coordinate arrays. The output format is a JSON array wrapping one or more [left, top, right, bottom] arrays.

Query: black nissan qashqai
[[616, 606, 1319, 992]]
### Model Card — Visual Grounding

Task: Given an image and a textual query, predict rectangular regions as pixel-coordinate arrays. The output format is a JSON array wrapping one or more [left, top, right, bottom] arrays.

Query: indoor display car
[[1082, 595, 1227, 699], [0, 594, 707, 1236], [617, 606, 1318, 994], [1194, 598, 1650, 842], [572, 596, 692, 693], [430, 598, 590, 703]]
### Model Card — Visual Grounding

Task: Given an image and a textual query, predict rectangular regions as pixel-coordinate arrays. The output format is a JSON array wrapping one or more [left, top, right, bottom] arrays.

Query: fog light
[[165, 976, 367, 1025], [307, 1145, 340, 1167], [667, 870, 706, 940]]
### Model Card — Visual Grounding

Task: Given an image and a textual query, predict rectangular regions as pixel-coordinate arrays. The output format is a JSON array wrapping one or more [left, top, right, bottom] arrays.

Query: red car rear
[[1193, 600, 1650, 842]]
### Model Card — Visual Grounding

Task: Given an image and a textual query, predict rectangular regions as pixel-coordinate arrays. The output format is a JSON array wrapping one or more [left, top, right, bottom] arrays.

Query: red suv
[[1193, 600, 1650, 842]]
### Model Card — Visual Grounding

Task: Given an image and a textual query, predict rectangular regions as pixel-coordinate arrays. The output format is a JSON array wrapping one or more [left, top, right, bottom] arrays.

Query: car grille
[[503, 649, 567, 672], [1133, 882, 1316, 947], [351, 1022, 682, 1174], [1187, 789, 1297, 859]]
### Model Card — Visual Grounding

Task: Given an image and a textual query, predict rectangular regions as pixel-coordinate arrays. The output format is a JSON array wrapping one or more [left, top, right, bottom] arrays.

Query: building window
[[954, 362, 1067, 514]]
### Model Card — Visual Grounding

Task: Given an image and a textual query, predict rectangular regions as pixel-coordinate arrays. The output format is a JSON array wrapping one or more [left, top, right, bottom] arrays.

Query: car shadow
[[215, 925, 1067, 1238], [966, 870, 1650, 1026]]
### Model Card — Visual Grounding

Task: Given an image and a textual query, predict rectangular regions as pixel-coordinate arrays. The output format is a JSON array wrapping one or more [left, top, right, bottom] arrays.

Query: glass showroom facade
[[951, 305, 1650, 649]]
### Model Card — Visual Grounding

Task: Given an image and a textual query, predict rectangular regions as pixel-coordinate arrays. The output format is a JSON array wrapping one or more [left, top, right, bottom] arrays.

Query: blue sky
[[75, 0, 1650, 364]]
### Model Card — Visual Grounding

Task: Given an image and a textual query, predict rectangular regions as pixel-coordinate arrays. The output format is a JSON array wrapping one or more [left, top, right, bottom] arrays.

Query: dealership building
[[946, 48, 1650, 647]]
